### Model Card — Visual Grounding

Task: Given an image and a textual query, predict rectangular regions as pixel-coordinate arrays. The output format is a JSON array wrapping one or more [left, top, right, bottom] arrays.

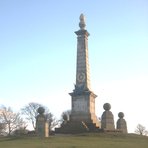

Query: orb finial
[[37, 107, 45, 115], [103, 103, 111, 111], [118, 112, 124, 118], [79, 13, 86, 30]]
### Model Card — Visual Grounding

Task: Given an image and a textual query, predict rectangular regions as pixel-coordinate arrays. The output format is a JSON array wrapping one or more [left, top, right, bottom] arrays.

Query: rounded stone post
[[101, 103, 115, 131], [36, 107, 49, 137], [116, 112, 128, 133]]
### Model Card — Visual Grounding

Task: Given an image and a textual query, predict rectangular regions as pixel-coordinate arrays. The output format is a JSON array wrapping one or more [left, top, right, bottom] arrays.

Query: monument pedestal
[[70, 90, 100, 127], [55, 90, 100, 133]]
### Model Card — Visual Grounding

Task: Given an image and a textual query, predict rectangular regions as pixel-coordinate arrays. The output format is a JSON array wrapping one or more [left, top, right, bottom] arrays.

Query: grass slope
[[0, 133, 148, 148]]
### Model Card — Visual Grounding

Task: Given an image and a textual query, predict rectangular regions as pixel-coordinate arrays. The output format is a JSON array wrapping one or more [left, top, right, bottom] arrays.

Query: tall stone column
[[75, 17, 91, 91], [55, 14, 100, 133], [69, 14, 100, 129]]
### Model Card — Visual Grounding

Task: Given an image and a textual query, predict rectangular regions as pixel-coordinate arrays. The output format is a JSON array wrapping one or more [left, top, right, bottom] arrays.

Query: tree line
[[0, 102, 70, 136], [0, 102, 147, 136]]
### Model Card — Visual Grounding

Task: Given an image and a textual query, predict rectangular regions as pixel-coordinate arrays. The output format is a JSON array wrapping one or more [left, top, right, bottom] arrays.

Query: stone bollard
[[36, 107, 49, 137], [101, 103, 115, 131], [116, 112, 128, 133]]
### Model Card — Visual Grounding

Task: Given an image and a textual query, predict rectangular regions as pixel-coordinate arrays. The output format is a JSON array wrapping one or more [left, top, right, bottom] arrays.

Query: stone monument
[[55, 14, 100, 133], [36, 107, 49, 137], [101, 103, 115, 131], [69, 13, 100, 127], [116, 112, 127, 133]]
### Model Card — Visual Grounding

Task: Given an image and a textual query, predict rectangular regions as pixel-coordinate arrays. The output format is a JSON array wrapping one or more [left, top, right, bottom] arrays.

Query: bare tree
[[61, 110, 71, 122], [46, 112, 59, 131], [21, 102, 42, 129], [0, 106, 26, 136], [0, 123, 6, 135], [21, 102, 58, 130], [135, 124, 148, 136]]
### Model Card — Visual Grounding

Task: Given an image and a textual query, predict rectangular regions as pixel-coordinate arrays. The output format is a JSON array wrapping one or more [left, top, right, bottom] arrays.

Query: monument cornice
[[69, 90, 97, 98], [75, 29, 90, 36]]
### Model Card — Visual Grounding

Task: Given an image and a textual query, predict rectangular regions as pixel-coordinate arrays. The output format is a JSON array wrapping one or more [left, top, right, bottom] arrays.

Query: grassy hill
[[0, 133, 148, 148]]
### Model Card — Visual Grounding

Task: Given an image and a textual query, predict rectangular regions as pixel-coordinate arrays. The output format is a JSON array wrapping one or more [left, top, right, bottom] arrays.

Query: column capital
[[75, 29, 90, 37]]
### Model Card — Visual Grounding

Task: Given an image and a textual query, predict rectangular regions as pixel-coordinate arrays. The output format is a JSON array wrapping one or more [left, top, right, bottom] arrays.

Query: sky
[[0, 0, 148, 133]]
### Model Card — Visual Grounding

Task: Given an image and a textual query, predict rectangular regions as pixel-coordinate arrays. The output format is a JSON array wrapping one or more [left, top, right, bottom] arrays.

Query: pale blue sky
[[0, 0, 148, 132]]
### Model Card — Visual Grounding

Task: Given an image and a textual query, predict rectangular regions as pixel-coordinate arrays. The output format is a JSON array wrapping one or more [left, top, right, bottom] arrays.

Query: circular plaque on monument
[[77, 72, 85, 82]]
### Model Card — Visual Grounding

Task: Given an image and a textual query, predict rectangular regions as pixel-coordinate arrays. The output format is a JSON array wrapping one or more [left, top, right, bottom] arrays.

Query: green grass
[[0, 133, 148, 148]]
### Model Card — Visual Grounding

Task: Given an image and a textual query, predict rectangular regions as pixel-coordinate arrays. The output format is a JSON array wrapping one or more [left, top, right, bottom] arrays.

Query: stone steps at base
[[55, 121, 100, 134]]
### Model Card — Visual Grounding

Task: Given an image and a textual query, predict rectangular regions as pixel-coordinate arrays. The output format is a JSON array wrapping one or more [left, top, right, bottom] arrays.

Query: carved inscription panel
[[73, 98, 88, 113]]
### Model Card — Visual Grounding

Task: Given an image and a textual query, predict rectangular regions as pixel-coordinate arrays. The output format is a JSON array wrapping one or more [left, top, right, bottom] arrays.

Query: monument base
[[55, 120, 100, 134], [55, 89, 101, 134]]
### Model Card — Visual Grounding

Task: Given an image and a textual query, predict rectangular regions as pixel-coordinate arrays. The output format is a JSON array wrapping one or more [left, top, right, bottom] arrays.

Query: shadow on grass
[[0, 136, 22, 142]]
